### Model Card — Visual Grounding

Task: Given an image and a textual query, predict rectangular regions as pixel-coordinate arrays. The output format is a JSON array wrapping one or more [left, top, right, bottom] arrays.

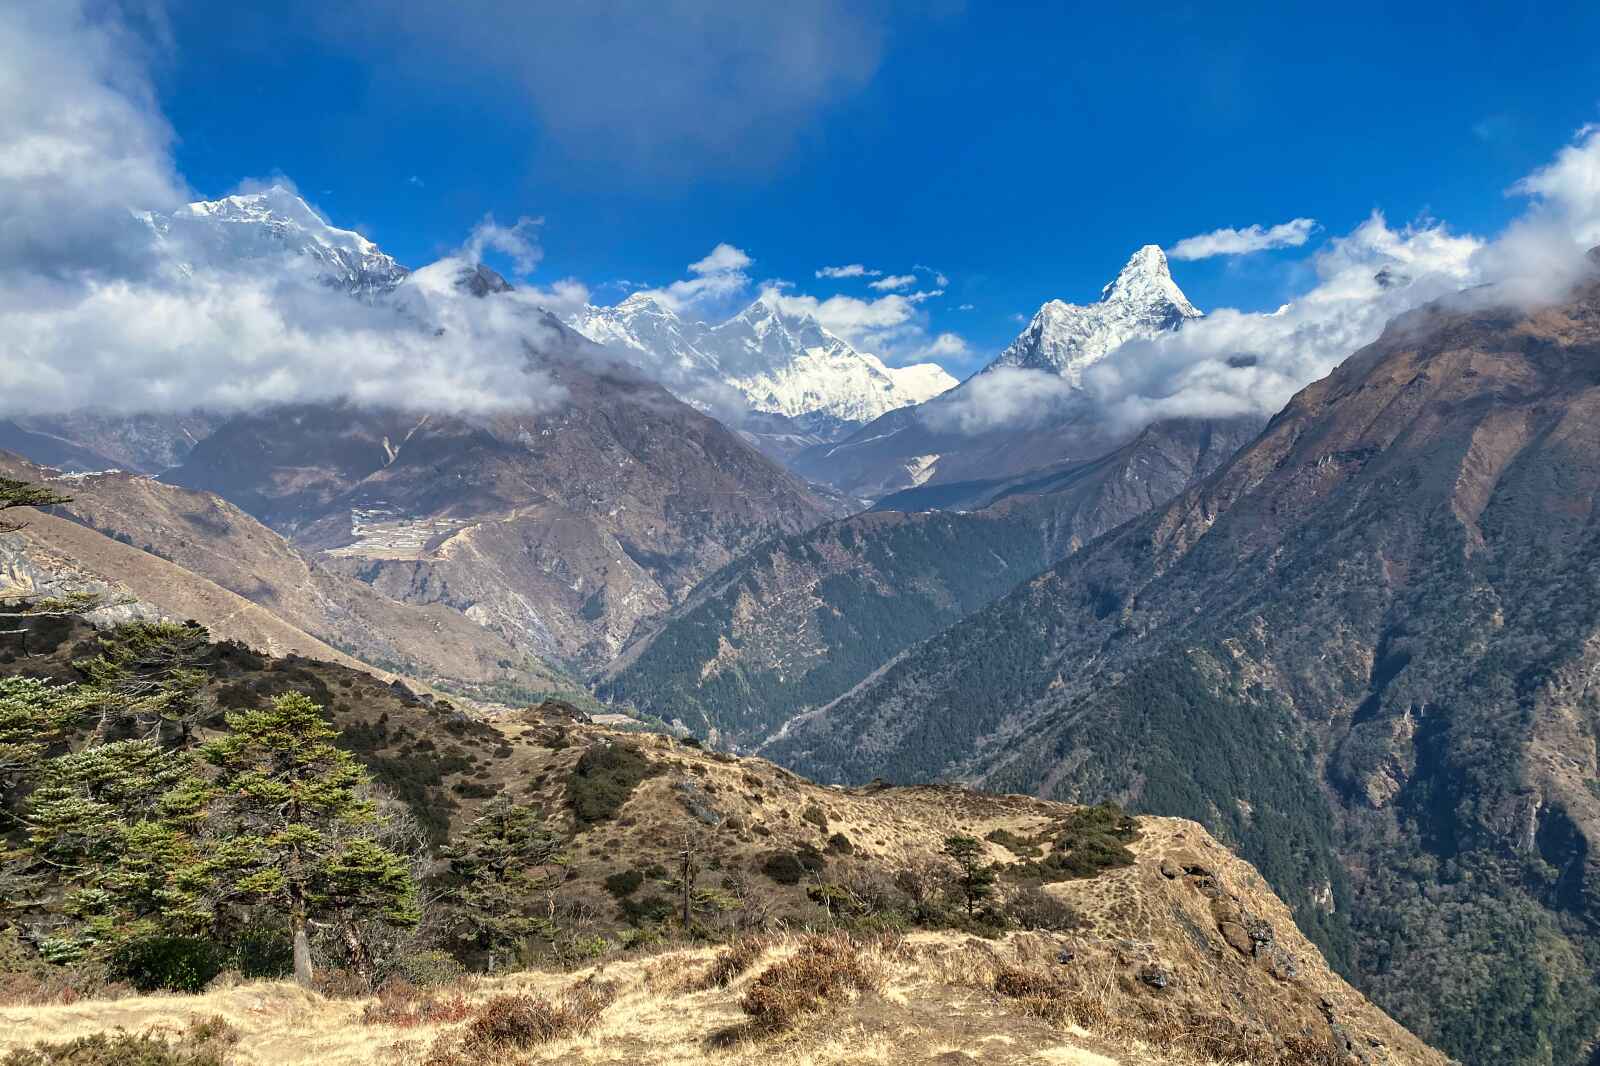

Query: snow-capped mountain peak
[[1100, 244, 1200, 315], [567, 290, 956, 426], [149, 185, 409, 297], [985, 243, 1202, 386]]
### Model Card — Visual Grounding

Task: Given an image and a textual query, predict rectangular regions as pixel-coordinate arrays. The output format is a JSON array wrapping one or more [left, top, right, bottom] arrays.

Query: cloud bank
[[931, 129, 1600, 437], [0, 0, 586, 419], [1168, 217, 1319, 260]]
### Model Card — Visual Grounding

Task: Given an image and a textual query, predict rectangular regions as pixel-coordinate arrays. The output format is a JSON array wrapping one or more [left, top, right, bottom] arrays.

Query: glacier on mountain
[[569, 289, 956, 427], [983, 244, 1202, 387], [144, 187, 409, 298]]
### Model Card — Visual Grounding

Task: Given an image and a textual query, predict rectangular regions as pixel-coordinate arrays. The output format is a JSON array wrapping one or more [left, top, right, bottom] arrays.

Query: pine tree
[[20, 739, 209, 959], [942, 834, 997, 917], [445, 795, 566, 969], [0, 477, 70, 535], [199, 693, 418, 987], [76, 621, 211, 742]]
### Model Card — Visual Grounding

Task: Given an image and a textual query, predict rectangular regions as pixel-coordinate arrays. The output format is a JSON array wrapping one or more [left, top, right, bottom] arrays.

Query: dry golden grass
[[0, 928, 1445, 1066]]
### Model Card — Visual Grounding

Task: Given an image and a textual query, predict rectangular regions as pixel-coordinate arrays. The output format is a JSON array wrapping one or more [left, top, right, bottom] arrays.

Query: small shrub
[[388, 949, 468, 989], [363, 977, 474, 1028], [985, 827, 1043, 859], [800, 804, 828, 830], [825, 832, 853, 854], [604, 869, 644, 898], [108, 936, 223, 994], [1004, 884, 1085, 931], [436, 978, 617, 1061], [740, 935, 880, 1032], [698, 936, 768, 988], [760, 845, 826, 885], [568, 743, 658, 826], [994, 966, 1063, 999]]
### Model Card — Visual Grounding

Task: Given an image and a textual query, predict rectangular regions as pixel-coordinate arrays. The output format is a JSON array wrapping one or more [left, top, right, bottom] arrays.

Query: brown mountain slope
[[0, 453, 572, 700], [0, 617, 1447, 1066], [599, 417, 1262, 747], [768, 277, 1600, 1063], [163, 348, 836, 670]]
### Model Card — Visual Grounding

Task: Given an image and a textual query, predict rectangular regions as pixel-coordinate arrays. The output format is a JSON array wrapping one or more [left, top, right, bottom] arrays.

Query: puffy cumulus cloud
[[923, 366, 1081, 434], [632, 244, 754, 314], [816, 263, 881, 279], [1470, 124, 1600, 300], [1168, 217, 1319, 260], [0, 0, 579, 418], [868, 273, 916, 291], [0, 0, 185, 284], [310, 0, 892, 176], [463, 214, 545, 276], [689, 243, 753, 276], [760, 285, 945, 355]]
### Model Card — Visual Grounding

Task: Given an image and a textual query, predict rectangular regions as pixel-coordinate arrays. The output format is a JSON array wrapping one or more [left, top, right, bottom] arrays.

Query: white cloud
[[761, 286, 942, 352], [914, 264, 950, 286], [957, 303, 974, 311], [816, 263, 881, 279], [1168, 217, 1319, 260], [462, 213, 545, 275], [689, 242, 752, 275], [869, 273, 916, 291], [0, 0, 583, 418], [632, 243, 753, 313]]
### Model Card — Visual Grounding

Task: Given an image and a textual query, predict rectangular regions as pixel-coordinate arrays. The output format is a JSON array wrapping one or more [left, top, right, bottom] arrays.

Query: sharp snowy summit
[[144, 186, 410, 297], [569, 290, 956, 430], [984, 244, 1202, 386]]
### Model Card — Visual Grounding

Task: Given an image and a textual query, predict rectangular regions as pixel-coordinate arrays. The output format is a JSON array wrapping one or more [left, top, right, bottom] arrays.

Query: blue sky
[[101, 1, 1600, 372]]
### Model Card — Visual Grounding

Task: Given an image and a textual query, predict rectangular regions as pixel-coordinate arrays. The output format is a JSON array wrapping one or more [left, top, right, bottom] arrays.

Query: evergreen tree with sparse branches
[[445, 795, 566, 969], [198, 693, 419, 987], [943, 834, 997, 917]]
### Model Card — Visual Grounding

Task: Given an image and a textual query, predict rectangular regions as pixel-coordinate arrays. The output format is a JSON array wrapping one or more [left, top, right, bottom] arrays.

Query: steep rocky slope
[[769, 276, 1600, 1063], [0, 453, 571, 700], [599, 418, 1261, 747], [162, 349, 834, 671], [0, 618, 1447, 1066]]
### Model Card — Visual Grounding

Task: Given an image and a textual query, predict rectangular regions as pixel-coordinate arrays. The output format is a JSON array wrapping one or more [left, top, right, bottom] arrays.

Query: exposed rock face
[[0, 452, 572, 698], [768, 275, 1600, 1064]]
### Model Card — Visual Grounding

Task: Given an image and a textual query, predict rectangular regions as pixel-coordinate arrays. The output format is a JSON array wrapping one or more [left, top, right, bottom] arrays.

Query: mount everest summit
[[568, 290, 957, 443]]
